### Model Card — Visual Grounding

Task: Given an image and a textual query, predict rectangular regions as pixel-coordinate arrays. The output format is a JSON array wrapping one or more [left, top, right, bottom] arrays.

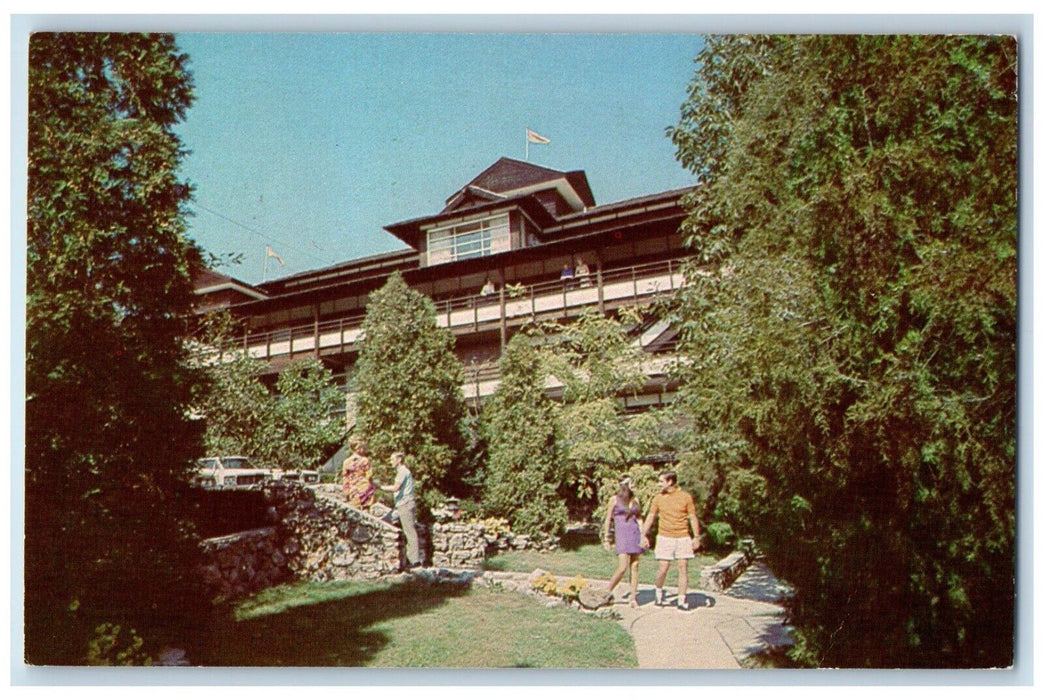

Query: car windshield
[[223, 458, 253, 470], [198, 458, 219, 470]]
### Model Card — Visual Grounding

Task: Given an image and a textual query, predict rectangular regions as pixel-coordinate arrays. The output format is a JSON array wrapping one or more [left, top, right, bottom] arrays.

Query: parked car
[[272, 469, 321, 485], [193, 456, 272, 488]]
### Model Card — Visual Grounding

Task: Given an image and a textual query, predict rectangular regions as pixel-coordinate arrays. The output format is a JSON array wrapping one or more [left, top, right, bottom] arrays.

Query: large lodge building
[[193, 157, 694, 414]]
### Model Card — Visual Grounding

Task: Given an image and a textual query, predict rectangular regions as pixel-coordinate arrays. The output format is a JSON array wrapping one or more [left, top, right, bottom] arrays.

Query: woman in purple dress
[[602, 477, 644, 608]]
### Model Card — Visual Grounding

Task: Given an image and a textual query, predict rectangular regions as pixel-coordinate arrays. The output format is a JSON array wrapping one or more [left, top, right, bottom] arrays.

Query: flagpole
[[525, 127, 529, 161]]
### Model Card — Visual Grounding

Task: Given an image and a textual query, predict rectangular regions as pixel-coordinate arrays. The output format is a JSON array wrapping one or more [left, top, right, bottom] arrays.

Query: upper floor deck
[[240, 256, 691, 365]]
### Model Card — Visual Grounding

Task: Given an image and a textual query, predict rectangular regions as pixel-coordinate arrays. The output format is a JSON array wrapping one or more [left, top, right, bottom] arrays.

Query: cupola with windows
[[385, 158, 596, 268]]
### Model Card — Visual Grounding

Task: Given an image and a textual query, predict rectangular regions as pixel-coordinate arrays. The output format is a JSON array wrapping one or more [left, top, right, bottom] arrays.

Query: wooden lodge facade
[[192, 158, 694, 412]]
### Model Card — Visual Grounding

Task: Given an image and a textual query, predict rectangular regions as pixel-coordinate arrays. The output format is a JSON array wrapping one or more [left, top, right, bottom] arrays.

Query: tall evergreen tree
[[353, 272, 466, 504], [668, 35, 1016, 667], [481, 333, 567, 536], [25, 33, 206, 663]]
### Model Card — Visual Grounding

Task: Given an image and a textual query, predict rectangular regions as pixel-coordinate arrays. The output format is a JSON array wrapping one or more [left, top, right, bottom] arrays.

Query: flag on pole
[[266, 245, 285, 266], [526, 128, 550, 144], [525, 127, 550, 161]]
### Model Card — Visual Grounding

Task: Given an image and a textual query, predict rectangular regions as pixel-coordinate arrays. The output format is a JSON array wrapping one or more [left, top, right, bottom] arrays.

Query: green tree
[[481, 332, 567, 536], [194, 314, 271, 458], [480, 312, 684, 532], [267, 358, 346, 471], [668, 35, 1016, 667], [353, 272, 467, 505], [195, 313, 346, 470], [540, 309, 674, 505], [25, 33, 206, 663]]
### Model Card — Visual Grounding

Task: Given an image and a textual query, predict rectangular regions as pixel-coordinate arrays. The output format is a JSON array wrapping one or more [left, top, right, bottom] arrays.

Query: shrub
[[704, 521, 737, 551], [85, 623, 151, 666], [561, 574, 588, 603], [531, 571, 559, 597], [531, 572, 588, 604]]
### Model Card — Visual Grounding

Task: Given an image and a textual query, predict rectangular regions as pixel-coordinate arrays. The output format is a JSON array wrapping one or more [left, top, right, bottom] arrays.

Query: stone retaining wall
[[199, 482, 404, 599], [199, 527, 290, 599], [699, 550, 751, 592], [430, 521, 487, 569], [282, 484, 403, 581], [199, 482, 563, 598]]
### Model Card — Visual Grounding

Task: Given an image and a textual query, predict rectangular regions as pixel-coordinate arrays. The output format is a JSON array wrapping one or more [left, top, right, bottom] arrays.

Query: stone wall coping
[[313, 488, 400, 532], [699, 549, 751, 592], [715, 551, 747, 569], [201, 526, 277, 547]]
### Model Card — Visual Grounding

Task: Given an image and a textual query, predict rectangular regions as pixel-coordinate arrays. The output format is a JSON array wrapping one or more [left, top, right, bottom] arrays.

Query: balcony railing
[[242, 256, 692, 362], [461, 351, 681, 401]]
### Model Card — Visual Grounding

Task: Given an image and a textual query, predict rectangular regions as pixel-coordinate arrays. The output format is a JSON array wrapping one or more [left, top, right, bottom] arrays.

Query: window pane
[[425, 214, 510, 265]]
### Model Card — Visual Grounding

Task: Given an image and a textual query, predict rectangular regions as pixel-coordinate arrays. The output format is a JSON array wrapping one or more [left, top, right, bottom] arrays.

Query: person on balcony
[[560, 262, 575, 287], [480, 277, 496, 296], [575, 258, 592, 287]]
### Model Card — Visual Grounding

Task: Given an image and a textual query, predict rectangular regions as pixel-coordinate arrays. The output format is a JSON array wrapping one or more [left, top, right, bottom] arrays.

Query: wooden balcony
[[241, 257, 692, 364]]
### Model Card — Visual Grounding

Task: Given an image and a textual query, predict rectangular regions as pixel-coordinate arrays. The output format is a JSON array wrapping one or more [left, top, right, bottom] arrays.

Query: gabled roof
[[192, 268, 267, 301], [387, 157, 599, 248], [441, 157, 595, 214], [442, 185, 508, 212], [442, 158, 597, 211]]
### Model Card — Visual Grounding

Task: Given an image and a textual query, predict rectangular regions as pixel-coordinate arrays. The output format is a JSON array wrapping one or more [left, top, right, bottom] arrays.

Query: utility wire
[[192, 201, 332, 267]]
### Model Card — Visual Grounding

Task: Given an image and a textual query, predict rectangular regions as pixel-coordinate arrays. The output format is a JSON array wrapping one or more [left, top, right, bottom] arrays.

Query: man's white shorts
[[654, 535, 695, 560]]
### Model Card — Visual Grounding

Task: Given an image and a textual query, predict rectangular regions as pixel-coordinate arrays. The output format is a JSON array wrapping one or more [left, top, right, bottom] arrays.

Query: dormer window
[[426, 213, 510, 266]]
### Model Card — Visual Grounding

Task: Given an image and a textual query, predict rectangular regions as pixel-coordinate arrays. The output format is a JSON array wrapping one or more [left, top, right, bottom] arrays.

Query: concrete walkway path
[[478, 560, 794, 669], [607, 561, 794, 669]]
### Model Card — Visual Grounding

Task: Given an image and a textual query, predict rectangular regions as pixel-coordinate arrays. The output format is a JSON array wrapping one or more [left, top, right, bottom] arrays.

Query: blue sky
[[173, 33, 706, 284]]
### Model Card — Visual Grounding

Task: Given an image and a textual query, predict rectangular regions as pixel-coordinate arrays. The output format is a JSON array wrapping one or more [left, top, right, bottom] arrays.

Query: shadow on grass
[[196, 577, 472, 666], [558, 530, 599, 551]]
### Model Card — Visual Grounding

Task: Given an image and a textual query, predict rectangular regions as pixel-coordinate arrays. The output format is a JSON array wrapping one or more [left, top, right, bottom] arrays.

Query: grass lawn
[[485, 533, 719, 589], [196, 577, 637, 668]]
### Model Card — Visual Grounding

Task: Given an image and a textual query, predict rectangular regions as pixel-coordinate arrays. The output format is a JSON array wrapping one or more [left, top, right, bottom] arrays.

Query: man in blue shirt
[[382, 452, 422, 569]]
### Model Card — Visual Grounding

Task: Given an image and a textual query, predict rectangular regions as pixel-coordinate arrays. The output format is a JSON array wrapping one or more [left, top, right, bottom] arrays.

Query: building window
[[426, 214, 510, 266]]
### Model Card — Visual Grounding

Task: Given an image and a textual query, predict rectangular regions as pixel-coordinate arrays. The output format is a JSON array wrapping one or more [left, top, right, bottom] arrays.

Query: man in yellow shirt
[[640, 470, 701, 611]]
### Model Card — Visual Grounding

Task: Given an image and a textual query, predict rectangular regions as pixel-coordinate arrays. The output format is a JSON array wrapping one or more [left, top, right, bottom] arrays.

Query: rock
[[578, 587, 612, 610], [527, 568, 549, 586], [153, 647, 190, 667]]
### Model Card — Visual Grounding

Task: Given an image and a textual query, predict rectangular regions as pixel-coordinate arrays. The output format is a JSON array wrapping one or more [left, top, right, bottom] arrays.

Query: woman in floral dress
[[342, 435, 376, 509]]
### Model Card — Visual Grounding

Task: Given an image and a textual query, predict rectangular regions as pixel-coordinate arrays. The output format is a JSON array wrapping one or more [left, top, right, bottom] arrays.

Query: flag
[[266, 245, 285, 266], [526, 128, 550, 144]]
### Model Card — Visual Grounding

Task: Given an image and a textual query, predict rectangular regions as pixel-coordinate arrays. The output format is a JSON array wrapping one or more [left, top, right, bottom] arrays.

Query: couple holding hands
[[602, 470, 702, 611]]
